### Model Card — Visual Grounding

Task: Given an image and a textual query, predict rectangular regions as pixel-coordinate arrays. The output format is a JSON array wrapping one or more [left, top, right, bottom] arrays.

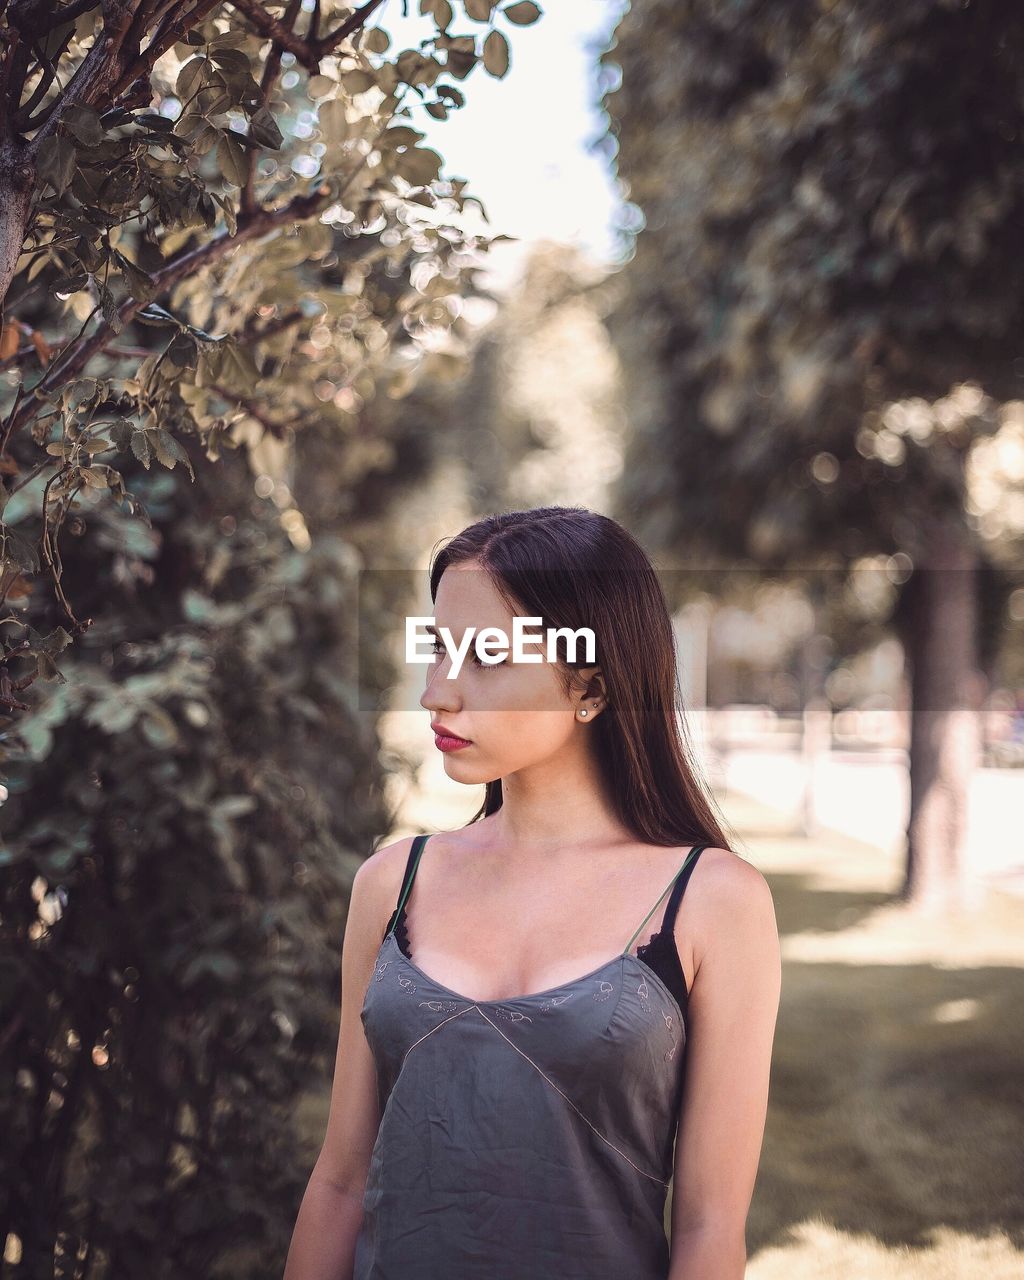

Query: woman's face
[[419, 562, 601, 785]]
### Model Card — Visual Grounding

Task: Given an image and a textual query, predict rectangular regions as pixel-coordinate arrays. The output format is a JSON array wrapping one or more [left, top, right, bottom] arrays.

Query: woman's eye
[[428, 638, 504, 667], [473, 651, 506, 667]]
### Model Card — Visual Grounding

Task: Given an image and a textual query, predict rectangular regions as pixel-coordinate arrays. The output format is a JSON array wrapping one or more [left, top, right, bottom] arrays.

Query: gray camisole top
[[355, 834, 708, 1279]]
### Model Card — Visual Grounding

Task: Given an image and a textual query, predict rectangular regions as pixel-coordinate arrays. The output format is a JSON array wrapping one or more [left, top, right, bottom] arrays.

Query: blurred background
[[1, 0, 1022, 1276]]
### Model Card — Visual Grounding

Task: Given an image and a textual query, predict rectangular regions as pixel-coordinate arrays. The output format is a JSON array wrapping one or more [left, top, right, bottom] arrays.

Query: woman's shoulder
[[691, 843, 769, 893], [678, 844, 777, 959], [354, 833, 423, 918]]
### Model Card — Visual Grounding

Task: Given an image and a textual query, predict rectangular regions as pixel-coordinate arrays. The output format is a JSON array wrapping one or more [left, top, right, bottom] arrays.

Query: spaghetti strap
[[385, 833, 430, 937], [622, 844, 708, 955]]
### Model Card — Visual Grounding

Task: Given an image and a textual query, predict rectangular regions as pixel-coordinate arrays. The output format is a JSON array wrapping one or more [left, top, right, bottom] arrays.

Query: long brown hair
[[428, 506, 735, 852]]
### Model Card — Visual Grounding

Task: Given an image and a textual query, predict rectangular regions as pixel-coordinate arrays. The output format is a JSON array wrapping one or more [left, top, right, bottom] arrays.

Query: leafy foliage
[[0, 435, 392, 1276], [0, 1, 544, 1273], [0, 0, 535, 724]]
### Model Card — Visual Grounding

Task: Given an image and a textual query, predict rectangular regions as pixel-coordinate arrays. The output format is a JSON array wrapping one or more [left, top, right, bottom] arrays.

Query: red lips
[[431, 722, 471, 742]]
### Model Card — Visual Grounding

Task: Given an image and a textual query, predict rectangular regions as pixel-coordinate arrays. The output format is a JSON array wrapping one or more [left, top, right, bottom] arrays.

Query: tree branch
[[25, 0, 146, 154], [6, 0, 100, 40], [227, 0, 388, 74], [5, 185, 333, 437], [226, 0, 315, 69], [237, 305, 306, 344], [242, 0, 303, 215], [101, 0, 220, 111], [210, 382, 293, 439], [317, 0, 388, 58]]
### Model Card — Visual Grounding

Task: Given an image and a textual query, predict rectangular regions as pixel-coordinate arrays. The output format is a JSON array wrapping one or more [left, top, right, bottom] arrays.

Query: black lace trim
[[392, 905, 411, 955], [635, 927, 689, 1016], [389, 905, 688, 1015]]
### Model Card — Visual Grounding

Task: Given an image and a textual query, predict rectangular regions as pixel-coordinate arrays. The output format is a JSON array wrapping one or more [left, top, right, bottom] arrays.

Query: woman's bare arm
[[668, 850, 782, 1280], [283, 837, 414, 1280]]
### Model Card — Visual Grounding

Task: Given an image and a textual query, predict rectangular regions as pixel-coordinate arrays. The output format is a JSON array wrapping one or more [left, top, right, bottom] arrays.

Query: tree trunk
[[901, 516, 985, 913], [0, 141, 34, 314]]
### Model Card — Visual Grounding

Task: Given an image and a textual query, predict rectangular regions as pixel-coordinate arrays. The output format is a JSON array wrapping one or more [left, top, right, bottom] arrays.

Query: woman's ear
[[574, 667, 609, 719]]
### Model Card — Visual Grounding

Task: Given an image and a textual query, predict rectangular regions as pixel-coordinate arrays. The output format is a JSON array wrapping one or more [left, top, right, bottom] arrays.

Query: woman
[[284, 506, 781, 1280]]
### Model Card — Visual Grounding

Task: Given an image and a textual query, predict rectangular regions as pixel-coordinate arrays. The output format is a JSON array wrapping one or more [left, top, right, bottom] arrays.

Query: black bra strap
[[659, 844, 707, 937], [386, 833, 429, 935]]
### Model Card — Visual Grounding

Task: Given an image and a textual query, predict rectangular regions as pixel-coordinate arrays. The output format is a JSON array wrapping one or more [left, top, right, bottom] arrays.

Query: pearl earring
[[579, 708, 588, 718]]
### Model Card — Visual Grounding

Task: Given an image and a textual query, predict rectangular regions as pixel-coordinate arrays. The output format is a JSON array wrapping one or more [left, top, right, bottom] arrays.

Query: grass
[[720, 789, 1024, 1278]]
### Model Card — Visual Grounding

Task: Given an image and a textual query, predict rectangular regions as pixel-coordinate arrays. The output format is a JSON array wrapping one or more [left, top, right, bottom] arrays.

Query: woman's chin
[[440, 753, 488, 783]]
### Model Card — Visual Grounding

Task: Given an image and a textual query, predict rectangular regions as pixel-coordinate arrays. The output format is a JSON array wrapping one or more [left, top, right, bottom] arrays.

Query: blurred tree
[[388, 240, 627, 516], [602, 0, 1024, 911]]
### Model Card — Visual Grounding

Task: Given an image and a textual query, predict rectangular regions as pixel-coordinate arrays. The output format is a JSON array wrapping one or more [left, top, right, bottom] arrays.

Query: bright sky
[[386, 0, 630, 286]]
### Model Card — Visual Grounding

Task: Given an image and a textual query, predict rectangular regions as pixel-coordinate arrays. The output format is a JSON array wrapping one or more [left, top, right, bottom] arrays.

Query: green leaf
[[196, 69, 233, 117], [211, 191, 237, 236], [109, 418, 134, 452], [50, 269, 88, 297], [381, 125, 425, 149], [503, 0, 541, 23], [210, 47, 251, 73], [115, 251, 158, 303], [63, 105, 103, 147], [166, 332, 198, 370], [135, 303, 178, 327], [444, 44, 478, 79], [130, 430, 152, 468], [216, 131, 249, 188], [248, 105, 284, 150], [150, 428, 195, 479], [398, 146, 443, 187], [342, 69, 377, 94], [1, 524, 40, 571], [176, 57, 206, 101], [318, 99, 349, 144], [483, 29, 510, 77], [135, 112, 175, 134], [363, 27, 391, 53], [97, 281, 123, 334], [217, 340, 261, 387], [420, 0, 453, 26], [37, 136, 77, 197]]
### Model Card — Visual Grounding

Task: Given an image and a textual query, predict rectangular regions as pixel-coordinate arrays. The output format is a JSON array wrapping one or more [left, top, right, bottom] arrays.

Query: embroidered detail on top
[[538, 993, 574, 1011], [374, 960, 390, 981], [419, 998, 462, 1013], [493, 1005, 533, 1023], [637, 975, 651, 1013], [661, 1008, 678, 1061], [398, 973, 417, 994], [593, 979, 615, 1002]]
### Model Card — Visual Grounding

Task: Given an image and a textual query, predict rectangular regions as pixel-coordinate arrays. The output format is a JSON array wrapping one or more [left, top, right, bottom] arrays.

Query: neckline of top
[[380, 928, 687, 1021]]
